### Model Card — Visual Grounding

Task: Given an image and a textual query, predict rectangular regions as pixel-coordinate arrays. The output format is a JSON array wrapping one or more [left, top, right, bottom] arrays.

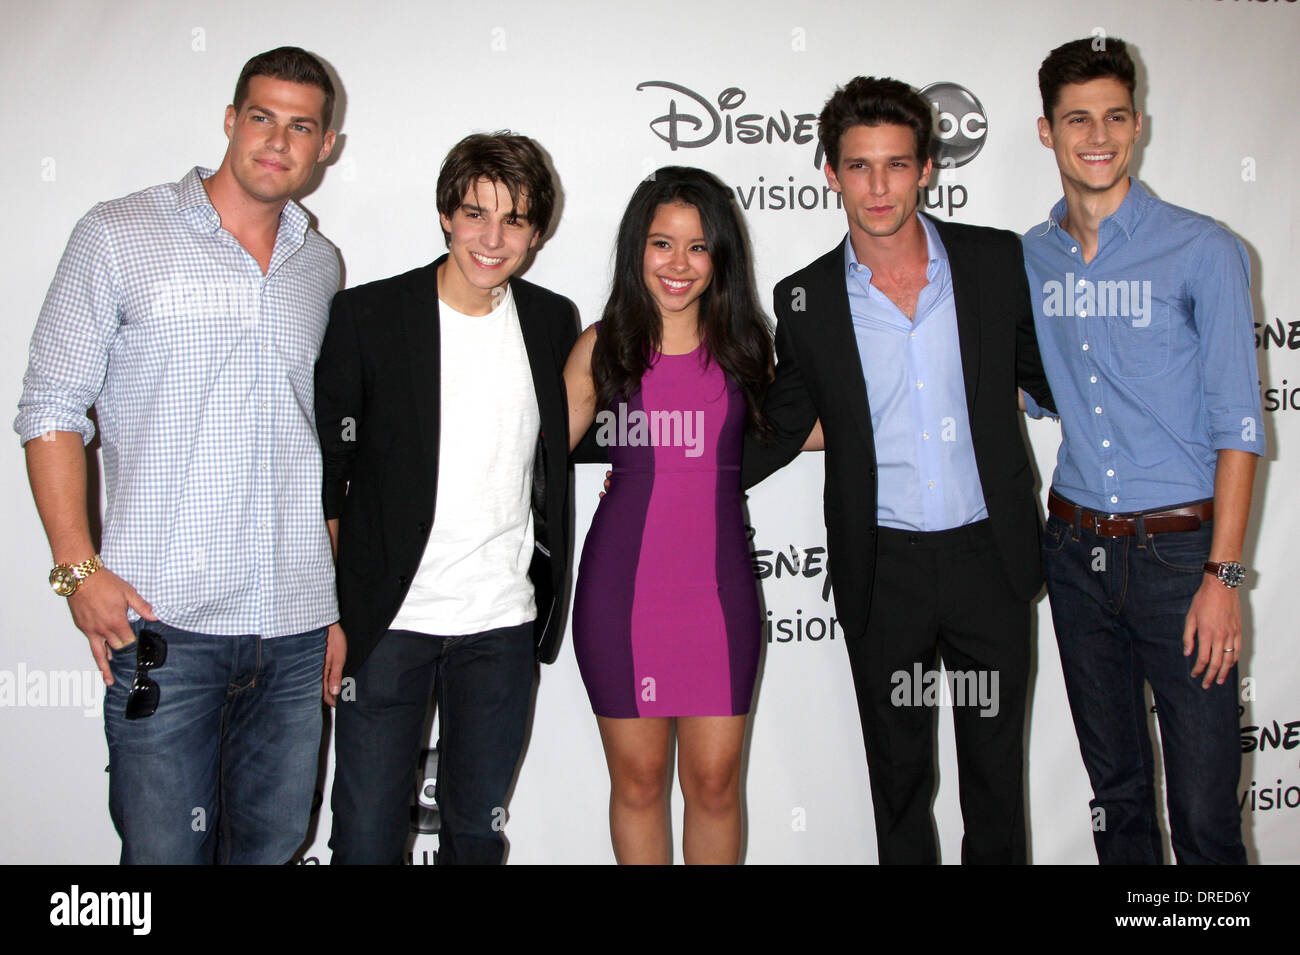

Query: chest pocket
[[1105, 301, 1170, 380]]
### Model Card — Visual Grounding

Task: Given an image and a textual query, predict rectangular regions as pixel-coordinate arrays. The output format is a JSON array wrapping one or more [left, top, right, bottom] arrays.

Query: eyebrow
[[462, 202, 530, 222], [647, 232, 707, 242], [842, 154, 915, 164], [1059, 105, 1133, 119], [246, 105, 320, 127]]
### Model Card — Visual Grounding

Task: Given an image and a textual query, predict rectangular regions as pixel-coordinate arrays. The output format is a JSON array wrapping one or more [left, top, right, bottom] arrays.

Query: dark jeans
[[847, 521, 1029, 864], [329, 622, 535, 865], [1042, 510, 1246, 864], [104, 620, 327, 864]]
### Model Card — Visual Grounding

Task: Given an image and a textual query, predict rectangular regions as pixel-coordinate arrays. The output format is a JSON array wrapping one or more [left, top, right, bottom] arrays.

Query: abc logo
[[920, 82, 987, 169]]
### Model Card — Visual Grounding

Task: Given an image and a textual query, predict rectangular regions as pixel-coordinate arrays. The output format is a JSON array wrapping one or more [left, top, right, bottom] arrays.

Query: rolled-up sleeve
[[14, 210, 121, 446], [1191, 226, 1266, 457]]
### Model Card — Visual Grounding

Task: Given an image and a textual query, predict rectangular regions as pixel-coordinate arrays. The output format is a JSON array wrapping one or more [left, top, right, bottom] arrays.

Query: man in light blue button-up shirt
[[1024, 37, 1263, 864], [16, 48, 342, 864]]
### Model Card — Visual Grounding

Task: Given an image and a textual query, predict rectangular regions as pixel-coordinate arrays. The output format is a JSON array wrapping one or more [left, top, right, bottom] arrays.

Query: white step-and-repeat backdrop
[[2, 0, 1295, 864]]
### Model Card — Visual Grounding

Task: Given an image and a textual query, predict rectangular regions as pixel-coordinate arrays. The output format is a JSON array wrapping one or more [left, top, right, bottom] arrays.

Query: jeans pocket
[[1042, 515, 1070, 554], [1146, 528, 1210, 574]]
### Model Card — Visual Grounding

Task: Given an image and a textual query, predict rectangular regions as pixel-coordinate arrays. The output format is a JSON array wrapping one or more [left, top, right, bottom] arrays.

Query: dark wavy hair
[[819, 76, 932, 169], [436, 131, 556, 243], [591, 167, 773, 440], [1038, 37, 1136, 121]]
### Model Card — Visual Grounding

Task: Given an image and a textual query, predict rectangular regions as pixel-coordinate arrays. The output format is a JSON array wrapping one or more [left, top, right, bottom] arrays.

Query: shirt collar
[[843, 212, 947, 280], [174, 165, 310, 244], [1043, 176, 1150, 244]]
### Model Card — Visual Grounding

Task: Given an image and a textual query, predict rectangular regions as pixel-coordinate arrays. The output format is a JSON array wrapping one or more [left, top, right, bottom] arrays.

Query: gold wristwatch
[[49, 554, 104, 597]]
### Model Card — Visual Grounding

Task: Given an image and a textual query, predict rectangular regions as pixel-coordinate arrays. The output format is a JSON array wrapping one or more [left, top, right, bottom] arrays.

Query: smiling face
[[437, 177, 539, 314], [642, 201, 714, 325], [1038, 76, 1141, 204], [222, 75, 334, 205], [825, 123, 932, 245]]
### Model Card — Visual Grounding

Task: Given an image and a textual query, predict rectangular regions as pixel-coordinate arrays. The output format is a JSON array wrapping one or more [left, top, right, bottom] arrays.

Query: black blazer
[[742, 216, 1055, 644], [315, 255, 579, 674]]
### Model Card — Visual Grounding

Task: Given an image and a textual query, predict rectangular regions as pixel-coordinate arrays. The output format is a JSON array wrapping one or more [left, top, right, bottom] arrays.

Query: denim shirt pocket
[[1106, 302, 1170, 380]]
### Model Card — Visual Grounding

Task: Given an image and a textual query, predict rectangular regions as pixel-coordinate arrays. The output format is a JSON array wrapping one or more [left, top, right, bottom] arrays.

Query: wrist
[[1202, 560, 1246, 590]]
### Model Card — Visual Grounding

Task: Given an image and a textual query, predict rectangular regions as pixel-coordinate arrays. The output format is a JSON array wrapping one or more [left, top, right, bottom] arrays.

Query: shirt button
[[1077, 278, 1086, 286], [1079, 310, 1088, 318], [916, 380, 924, 389], [1106, 469, 1115, 477], [909, 332, 916, 339], [1082, 343, 1089, 351], [928, 481, 935, 488], [1094, 407, 1102, 414], [1071, 246, 1079, 253], [1090, 376, 1098, 383], [1102, 439, 1111, 448], [922, 432, 930, 440], [1110, 496, 1118, 505]]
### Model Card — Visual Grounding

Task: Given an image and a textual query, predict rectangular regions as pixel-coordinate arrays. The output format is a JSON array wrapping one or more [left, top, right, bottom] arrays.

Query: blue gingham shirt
[[845, 215, 988, 531], [15, 167, 340, 637], [1022, 179, 1265, 512]]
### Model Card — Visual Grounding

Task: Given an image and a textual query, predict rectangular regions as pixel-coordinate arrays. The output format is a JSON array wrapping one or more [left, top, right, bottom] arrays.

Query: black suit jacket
[[315, 255, 579, 674], [741, 216, 1055, 644]]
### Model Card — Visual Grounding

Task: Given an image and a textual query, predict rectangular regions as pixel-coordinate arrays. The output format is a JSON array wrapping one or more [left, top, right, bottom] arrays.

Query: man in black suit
[[315, 132, 577, 864], [743, 78, 1055, 864]]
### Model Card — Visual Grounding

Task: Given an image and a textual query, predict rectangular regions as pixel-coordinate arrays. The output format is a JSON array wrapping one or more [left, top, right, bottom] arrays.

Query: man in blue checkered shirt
[[15, 47, 344, 864]]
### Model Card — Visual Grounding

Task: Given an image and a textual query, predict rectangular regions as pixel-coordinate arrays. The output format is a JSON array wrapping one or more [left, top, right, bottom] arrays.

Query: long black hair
[[591, 166, 773, 439]]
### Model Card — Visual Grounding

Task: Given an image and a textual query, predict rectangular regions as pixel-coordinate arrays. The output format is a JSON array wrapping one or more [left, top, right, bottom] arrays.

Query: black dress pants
[[846, 520, 1030, 864]]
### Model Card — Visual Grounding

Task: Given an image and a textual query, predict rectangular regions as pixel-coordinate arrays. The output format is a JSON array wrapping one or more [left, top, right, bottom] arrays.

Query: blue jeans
[[104, 620, 327, 864], [329, 622, 535, 865], [1042, 511, 1246, 864]]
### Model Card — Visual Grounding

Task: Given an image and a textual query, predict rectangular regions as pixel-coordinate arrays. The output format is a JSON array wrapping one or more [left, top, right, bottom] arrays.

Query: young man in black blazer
[[742, 78, 1055, 864], [315, 132, 578, 864]]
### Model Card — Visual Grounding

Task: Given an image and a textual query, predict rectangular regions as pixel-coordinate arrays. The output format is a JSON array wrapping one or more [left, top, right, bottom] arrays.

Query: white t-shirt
[[389, 286, 539, 635]]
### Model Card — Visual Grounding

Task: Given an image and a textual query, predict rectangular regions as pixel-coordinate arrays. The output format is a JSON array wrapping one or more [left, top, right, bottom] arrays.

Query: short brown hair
[[436, 132, 557, 242], [233, 47, 335, 129], [819, 76, 933, 169], [1038, 37, 1136, 121]]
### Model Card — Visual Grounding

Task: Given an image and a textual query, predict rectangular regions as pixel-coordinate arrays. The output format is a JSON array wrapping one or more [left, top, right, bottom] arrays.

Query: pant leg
[[846, 530, 943, 865], [219, 628, 327, 864], [103, 621, 228, 865], [1128, 522, 1246, 865], [330, 630, 440, 864], [434, 621, 536, 866], [935, 527, 1030, 865], [1043, 514, 1163, 864]]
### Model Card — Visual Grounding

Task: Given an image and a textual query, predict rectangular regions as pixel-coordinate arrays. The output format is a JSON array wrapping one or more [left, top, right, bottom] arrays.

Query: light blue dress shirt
[[845, 214, 988, 532], [1022, 179, 1265, 513], [15, 167, 340, 637]]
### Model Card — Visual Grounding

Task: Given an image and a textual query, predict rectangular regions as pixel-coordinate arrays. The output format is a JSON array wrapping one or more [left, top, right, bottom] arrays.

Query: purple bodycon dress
[[572, 345, 760, 717]]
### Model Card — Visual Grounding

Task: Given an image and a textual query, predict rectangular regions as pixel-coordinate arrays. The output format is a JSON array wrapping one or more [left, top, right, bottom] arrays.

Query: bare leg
[[596, 716, 672, 864], [677, 715, 747, 865]]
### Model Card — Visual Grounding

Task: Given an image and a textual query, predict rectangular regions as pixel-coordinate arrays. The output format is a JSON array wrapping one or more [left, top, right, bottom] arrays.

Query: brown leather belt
[[1048, 490, 1213, 538]]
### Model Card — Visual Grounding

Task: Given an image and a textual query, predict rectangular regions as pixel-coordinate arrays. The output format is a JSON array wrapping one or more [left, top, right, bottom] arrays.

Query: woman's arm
[[564, 324, 600, 453]]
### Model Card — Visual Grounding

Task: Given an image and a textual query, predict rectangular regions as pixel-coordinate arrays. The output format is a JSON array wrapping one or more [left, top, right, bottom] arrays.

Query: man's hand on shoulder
[[67, 569, 157, 686]]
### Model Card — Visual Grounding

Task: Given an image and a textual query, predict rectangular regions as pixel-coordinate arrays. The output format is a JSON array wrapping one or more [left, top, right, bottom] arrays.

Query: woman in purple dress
[[565, 167, 778, 863]]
